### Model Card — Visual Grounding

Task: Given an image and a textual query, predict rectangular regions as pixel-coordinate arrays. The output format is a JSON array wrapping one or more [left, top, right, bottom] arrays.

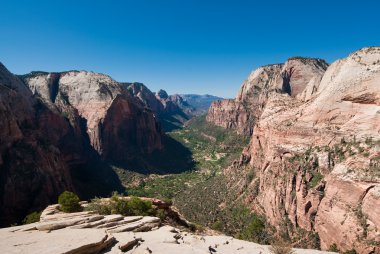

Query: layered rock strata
[[207, 58, 328, 135], [224, 48, 380, 253], [23, 72, 163, 162], [0, 203, 334, 254]]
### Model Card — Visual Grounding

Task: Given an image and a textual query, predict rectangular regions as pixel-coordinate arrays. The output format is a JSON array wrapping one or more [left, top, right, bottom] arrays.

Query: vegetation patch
[[22, 211, 41, 224], [58, 191, 82, 213], [86, 194, 155, 217]]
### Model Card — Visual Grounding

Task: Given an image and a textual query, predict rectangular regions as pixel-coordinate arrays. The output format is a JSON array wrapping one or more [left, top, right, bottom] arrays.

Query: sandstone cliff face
[[0, 67, 166, 226], [123, 84, 193, 131], [23, 72, 163, 163], [155, 89, 193, 120], [122, 82, 164, 114], [207, 58, 328, 135], [0, 64, 75, 226], [226, 48, 380, 253]]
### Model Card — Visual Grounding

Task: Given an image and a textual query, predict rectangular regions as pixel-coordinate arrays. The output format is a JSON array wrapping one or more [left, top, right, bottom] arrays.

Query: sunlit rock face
[[224, 47, 380, 253], [207, 58, 328, 135], [0, 66, 165, 226], [24, 71, 163, 162]]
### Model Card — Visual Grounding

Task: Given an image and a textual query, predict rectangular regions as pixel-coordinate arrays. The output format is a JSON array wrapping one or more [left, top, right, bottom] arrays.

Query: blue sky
[[1, 0, 379, 97]]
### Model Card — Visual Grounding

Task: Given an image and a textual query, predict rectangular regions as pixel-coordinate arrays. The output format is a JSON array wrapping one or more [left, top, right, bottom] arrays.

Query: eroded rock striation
[[124, 84, 193, 130], [0, 66, 172, 226], [23, 72, 163, 162], [221, 47, 380, 253], [0, 64, 78, 226], [207, 58, 328, 135], [0, 203, 334, 254]]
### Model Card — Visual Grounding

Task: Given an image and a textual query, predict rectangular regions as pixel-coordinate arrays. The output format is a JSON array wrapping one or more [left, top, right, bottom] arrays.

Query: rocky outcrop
[[207, 58, 328, 135], [23, 72, 163, 163], [225, 47, 380, 253], [0, 203, 334, 254]]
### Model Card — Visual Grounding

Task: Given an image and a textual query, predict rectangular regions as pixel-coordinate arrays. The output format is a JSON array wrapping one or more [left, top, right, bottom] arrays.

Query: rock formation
[[154, 89, 193, 130], [23, 72, 163, 162], [207, 58, 328, 135], [221, 47, 380, 253], [123, 84, 222, 129], [0, 65, 174, 226], [0, 64, 82, 226], [123, 84, 193, 131], [0, 202, 334, 254]]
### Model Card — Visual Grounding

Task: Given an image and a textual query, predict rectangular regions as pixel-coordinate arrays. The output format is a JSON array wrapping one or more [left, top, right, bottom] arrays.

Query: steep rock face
[[207, 58, 328, 135], [0, 64, 76, 226], [228, 47, 380, 253], [101, 95, 163, 161], [154, 89, 192, 130], [155, 89, 193, 118], [23, 72, 163, 163], [207, 99, 254, 135], [122, 82, 164, 114], [123, 84, 192, 130]]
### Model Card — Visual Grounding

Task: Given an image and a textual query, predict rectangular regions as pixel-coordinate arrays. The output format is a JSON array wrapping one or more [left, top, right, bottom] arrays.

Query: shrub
[[58, 191, 82, 213], [238, 213, 268, 243], [85, 199, 112, 215], [328, 243, 340, 252], [211, 221, 224, 231], [156, 209, 167, 221], [22, 211, 41, 224], [163, 198, 173, 206], [343, 249, 357, 254], [124, 197, 154, 216], [308, 172, 323, 189], [86, 196, 155, 217], [269, 239, 295, 254]]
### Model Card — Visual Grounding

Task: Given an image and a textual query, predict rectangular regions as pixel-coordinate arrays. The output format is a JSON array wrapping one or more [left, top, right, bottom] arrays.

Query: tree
[[58, 191, 82, 213]]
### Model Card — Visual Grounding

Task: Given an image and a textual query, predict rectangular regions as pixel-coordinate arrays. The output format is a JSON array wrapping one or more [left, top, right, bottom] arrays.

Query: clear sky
[[1, 0, 379, 98]]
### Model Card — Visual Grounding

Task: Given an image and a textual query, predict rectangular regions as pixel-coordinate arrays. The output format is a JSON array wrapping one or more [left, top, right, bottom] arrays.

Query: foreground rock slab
[[0, 205, 336, 254], [0, 228, 114, 254]]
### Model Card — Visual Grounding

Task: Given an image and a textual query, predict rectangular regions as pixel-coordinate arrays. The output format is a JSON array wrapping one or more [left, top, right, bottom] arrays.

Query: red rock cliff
[[225, 48, 380, 253], [24, 71, 163, 163], [0, 64, 76, 226], [207, 59, 328, 135]]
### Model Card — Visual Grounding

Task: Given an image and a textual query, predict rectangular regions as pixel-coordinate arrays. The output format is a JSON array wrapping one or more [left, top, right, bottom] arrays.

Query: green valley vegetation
[[124, 115, 249, 200], [119, 116, 275, 242]]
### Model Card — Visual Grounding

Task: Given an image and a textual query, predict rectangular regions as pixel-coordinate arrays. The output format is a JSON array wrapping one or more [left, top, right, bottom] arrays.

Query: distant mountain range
[[123, 83, 222, 130], [179, 94, 223, 116]]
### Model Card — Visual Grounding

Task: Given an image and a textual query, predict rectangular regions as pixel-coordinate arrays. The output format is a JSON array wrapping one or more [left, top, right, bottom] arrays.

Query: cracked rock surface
[[0, 205, 334, 254]]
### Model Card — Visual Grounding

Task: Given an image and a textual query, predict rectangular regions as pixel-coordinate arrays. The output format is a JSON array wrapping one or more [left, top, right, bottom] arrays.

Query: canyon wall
[[123, 83, 193, 130], [23, 72, 163, 163], [219, 48, 380, 253], [0, 65, 76, 225], [207, 59, 328, 135], [0, 66, 168, 226]]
